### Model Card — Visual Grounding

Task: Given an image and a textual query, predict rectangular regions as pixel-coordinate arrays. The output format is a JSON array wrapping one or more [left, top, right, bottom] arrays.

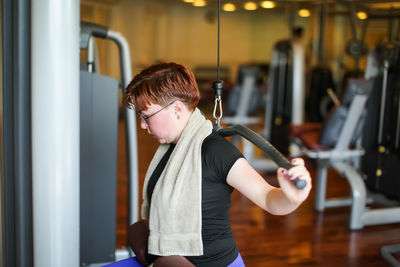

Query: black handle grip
[[218, 125, 307, 189]]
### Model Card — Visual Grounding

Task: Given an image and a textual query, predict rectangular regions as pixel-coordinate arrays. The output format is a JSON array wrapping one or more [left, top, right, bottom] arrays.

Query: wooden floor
[[115, 108, 400, 267]]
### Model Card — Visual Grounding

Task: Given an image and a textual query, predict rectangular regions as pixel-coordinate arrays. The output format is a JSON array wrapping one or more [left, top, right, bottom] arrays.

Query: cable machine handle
[[218, 125, 307, 189]]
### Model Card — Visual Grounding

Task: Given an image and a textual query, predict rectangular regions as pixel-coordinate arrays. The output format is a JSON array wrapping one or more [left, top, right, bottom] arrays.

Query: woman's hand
[[276, 158, 312, 205]]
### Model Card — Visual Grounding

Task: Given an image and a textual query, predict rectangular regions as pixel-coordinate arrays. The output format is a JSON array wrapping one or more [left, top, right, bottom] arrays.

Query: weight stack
[[307, 66, 336, 122], [361, 54, 400, 200], [269, 41, 293, 155]]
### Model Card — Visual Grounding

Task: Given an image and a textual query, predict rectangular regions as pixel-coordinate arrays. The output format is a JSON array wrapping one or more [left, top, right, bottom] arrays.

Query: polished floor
[[115, 107, 400, 267]]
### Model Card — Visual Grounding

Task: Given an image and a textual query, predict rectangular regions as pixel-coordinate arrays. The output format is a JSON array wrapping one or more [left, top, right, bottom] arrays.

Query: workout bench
[[291, 78, 400, 230]]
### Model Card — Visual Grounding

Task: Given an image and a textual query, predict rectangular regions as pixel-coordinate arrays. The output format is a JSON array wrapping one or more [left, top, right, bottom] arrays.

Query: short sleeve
[[201, 132, 244, 182]]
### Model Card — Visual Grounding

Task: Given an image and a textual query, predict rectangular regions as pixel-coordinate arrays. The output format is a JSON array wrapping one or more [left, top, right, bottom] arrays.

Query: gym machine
[[79, 22, 139, 266], [223, 35, 306, 172], [292, 44, 400, 230]]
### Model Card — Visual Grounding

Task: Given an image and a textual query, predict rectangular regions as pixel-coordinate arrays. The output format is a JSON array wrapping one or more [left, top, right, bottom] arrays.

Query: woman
[[124, 62, 312, 267]]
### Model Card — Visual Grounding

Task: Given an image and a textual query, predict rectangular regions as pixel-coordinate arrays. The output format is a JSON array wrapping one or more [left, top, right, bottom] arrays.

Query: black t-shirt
[[147, 131, 244, 267]]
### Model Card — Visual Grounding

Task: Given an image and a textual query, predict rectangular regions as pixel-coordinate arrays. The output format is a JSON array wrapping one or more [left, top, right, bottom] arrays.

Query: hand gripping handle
[[218, 125, 307, 189]]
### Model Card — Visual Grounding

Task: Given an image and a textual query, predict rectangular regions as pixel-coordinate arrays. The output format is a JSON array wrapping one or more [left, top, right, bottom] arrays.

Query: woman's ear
[[171, 101, 180, 120], [173, 100, 185, 114]]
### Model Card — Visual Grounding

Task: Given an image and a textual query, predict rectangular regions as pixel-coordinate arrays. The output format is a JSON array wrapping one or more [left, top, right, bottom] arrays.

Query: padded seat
[[103, 257, 143, 267], [288, 122, 322, 137], [288, 123, 330, 150], [296, 130, 331, 151]]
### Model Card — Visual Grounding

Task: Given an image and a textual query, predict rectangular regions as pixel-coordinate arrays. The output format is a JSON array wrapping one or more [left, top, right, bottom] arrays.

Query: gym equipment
[[307, 3, 337, 123], [79, 22, 139, 265], [264, 40, 303, 155], [369, 20, 400, 266], [290, 78, 398, 229], [222, 65, 274, 171], [224, 64, 268, 121], [223, 37, 306, 171], [339, 3, 368, 98], [361, 42, 400, 200], [345, 3, 368, 75], [31, 2, 80, 266], [219, 125, 306, 189], [292, 40, 400, 229], [381, 244, 400, 267], [307, 66, 337, 122], [211, 1, 305, 190], [80, 70, 119, 265]]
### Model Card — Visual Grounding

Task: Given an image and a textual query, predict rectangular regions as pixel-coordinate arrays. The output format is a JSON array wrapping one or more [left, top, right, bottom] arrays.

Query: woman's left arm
[[226, 157, 312, 215]]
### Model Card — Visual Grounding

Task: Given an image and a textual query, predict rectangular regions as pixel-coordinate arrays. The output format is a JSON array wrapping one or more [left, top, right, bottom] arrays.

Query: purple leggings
[[228, 253, 245, 267]]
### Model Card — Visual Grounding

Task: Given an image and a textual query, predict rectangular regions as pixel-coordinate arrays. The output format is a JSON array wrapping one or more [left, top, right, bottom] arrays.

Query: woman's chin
[[156, 138, 167, 144]]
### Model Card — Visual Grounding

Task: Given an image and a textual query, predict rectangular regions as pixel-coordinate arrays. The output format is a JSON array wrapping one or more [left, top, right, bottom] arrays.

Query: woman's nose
[[140, 119, 147, 129]]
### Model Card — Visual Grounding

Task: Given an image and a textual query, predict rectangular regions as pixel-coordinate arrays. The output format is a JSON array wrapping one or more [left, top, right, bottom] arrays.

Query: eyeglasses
[[138, 101, 175, 124]]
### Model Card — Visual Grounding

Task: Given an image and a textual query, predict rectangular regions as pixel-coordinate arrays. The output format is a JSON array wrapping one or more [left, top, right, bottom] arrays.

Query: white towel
[[141, 108, 213, 256]]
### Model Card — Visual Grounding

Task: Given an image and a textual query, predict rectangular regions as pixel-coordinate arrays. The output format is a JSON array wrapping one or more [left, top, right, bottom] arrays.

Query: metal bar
[[381, 244, 400, 267], [237, 69, 256, 117], [31, 0, 80, 266], [14, 0, 33, 266], [291, 42, 306, 125], [314, 162, 329, 212], [332, 162, 368, 230], [388, 12, 394, 42], [362, 207, 400, 227], [2, 0, 16, 265], [325, 198, 353, 208], [87, 37, 94, 72], [318, 2, 327, 65], [263, 50, 278, 140], [335, 95, 368, 150], [107, 30, 139, 225], [396, 84, 400, 149], [378, 61, 389, 144], [218, 125, 306, 189], [396, 18, 400, 41], [361, 19, 369, 42], [349, 3, 358, 39]]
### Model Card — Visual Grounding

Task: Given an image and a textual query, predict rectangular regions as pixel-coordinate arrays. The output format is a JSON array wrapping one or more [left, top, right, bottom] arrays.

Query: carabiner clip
[[213, 96, 223, 127]]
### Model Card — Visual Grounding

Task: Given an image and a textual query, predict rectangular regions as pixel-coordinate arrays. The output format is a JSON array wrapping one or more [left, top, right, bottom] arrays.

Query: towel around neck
[[141, 108, 213, 256]]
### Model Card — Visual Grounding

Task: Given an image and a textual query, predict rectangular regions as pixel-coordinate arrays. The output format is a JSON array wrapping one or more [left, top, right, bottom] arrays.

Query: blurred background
[[80, 0, 399, 98]]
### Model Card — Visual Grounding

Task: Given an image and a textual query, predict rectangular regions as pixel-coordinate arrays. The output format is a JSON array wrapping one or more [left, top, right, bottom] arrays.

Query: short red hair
[[124, 62, 200, 111]]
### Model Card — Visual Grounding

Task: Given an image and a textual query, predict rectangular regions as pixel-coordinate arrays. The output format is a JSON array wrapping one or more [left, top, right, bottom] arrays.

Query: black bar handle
[[218, 125, 307, 189]]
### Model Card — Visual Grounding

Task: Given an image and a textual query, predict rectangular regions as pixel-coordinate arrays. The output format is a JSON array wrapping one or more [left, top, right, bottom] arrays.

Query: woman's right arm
[[226, 157, 311, 215]]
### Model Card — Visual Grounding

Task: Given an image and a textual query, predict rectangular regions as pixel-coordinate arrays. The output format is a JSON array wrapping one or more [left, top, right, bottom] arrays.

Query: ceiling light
[[244, 1, 257, 11], [356, 11, 368, 20], [260, 1, 275, 9], [223, 3, 236, 12], [193, 0, 206, 7], [298, 9, 310, 18], [183, 0, 194, 3]]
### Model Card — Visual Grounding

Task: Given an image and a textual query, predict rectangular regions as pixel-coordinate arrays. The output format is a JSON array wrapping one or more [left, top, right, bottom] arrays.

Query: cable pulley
[[212, 0, 224, 128], [210, 0, 305, 190]]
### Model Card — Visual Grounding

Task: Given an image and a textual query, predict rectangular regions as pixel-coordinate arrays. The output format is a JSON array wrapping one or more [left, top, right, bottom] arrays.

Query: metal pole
[[318, 2, 327, 65], [31, 0, 80, 266], [14, 0, 33, 265], [2, 0, 16, 265], [292, 42, 305, 125], [0, 3, 4, 260], [107, 30, 139, 225]]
